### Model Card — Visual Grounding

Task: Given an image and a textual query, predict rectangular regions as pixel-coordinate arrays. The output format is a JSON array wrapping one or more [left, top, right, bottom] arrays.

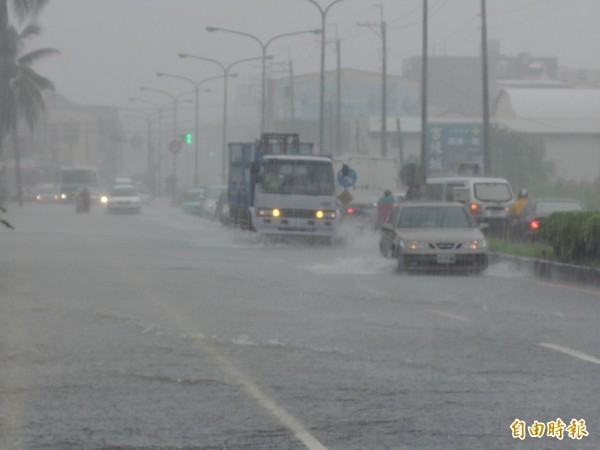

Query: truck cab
[[228, 134, 339, 241]]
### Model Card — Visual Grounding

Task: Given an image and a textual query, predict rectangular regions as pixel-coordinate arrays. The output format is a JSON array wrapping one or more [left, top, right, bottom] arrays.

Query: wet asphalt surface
[[1, 201, 598, 449]]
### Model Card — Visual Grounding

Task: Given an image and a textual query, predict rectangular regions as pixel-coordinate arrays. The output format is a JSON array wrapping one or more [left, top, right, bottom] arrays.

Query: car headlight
[[465, 239, 486, 250], [400, 240, 428, 251], [100, 196, 108, 204]]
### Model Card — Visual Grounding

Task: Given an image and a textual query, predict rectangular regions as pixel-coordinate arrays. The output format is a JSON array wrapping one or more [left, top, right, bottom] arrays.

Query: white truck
[[333, 155, 403, 224], [228, 133, 339, 242]]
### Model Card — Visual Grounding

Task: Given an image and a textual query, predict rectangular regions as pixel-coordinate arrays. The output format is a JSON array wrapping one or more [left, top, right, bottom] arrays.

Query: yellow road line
[[540, 343, 600, 365]]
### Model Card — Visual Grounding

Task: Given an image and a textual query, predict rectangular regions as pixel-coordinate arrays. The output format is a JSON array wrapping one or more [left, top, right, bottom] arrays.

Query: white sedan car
[[106, 185, 142, 214], [380, 202, 488, 273]]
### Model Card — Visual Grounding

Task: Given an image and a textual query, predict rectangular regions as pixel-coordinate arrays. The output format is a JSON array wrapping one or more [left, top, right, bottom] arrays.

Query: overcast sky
[[18, 0, 600, 108]]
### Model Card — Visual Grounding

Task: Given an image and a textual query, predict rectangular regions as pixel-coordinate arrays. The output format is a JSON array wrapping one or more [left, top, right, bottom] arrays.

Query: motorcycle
[[75, 189, 91, 213]]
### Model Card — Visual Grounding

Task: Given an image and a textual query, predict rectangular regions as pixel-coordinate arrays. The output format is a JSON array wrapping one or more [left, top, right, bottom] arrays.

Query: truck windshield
[[261, 160, 335, 195]]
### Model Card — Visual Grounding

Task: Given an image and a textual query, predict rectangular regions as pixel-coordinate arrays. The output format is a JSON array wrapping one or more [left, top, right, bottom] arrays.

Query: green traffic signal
[[186, 133, 193, 145]]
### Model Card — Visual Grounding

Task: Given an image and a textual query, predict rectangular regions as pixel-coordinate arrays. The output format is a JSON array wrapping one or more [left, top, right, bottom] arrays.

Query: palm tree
[[0, 0, 48, 146], [1, 23, 57, 204], [0, 0, 49, 29]]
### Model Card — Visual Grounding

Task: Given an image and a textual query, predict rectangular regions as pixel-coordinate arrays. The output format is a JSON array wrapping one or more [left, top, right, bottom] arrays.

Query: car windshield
[[534, 200, 584, 215], [261, 160, 335, 195], [474, 183, 512, 202], [110, 186, 137, 197], [397, 206, 474, 228]]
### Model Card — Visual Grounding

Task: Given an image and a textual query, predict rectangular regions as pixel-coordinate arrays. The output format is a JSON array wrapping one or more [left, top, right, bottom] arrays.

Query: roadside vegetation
[[489, 211, 600, 268]]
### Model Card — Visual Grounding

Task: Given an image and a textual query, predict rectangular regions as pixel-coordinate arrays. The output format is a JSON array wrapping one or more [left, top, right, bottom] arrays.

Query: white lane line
[[202, 340, 327, 450], [427, 309, 470, 322], [359, 286, 387, 297], [113, 251, 327, 450], [540, 343, 600, 365]]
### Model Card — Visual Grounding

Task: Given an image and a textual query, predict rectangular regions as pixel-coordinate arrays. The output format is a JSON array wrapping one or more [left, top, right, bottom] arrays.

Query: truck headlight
[[257, 208, 280, 217], [315, 210, 336, 219]]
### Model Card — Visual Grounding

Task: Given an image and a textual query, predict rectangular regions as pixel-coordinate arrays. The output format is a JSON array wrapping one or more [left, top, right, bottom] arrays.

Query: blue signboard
[[427, 123, 483, 174], [337, 167, 357, 188]]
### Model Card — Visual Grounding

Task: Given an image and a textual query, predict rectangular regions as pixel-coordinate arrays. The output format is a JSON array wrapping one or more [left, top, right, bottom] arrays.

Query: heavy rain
[[1, 1, 599, 449]]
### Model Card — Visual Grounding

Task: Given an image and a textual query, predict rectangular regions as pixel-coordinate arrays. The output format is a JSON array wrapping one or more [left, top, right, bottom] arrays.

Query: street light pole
[[156, 72, 218, 187], [205, 27, 321, 134], [121, 108, 154, 190], [129, 97, 169, 194], [304, 0, 346, 154], [179, 53, 266, 183], [140, 86, 181, 200]]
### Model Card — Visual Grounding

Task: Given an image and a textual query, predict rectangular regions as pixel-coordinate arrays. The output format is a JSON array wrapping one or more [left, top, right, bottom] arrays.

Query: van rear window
[[474, 183, 512, 202]]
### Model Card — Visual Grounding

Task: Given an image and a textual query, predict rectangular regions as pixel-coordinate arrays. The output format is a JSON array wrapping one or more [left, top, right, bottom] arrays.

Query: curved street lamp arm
[[226, 54, 271, 72], [178, 53, 226, 73], [156, 72, 196, 89], [264, 28, 321, 49], [140, 86, 176, 101], [206, 26, 265, 50], [304, 0, 346, 16]]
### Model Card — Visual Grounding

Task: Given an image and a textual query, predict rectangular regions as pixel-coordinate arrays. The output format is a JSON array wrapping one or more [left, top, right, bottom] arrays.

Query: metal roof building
[[494, 88, 600, 181]]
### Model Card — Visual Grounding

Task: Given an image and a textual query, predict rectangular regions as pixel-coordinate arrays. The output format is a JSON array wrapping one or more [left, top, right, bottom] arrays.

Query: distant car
[[201, 185, 227, 219], [106, 185, 141, 214], [380, 202, 488, 273], [33, 184, 60, 203], [511, 198, 585, 241], [181, 188, 206, 216]]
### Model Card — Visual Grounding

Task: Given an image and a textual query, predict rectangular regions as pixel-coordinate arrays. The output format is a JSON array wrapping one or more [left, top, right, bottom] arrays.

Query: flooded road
[[1, 201, 598, 449]]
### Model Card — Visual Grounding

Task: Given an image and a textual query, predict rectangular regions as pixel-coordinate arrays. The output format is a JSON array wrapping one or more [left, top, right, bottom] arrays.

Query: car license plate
[[437, 254, 456, 264]]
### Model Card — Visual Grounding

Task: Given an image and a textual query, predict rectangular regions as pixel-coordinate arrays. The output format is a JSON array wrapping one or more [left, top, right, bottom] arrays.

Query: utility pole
[[358, 4, 387, 157], [420, 0, 429, 179], [481, 0, 491, 176], [336, 36, 342, 156], [289, 59, 295, 131], [324, 25, 342, 155]]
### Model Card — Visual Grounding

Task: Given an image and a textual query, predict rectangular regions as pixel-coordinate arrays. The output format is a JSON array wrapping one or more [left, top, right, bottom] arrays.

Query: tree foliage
[[489, 125, 554, 193]]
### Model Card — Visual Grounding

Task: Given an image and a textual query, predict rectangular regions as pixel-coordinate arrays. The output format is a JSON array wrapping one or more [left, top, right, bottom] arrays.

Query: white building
[[494, 88, 600, 182]]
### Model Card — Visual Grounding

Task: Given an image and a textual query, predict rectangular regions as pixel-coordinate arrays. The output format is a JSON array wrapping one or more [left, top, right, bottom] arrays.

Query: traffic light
[[186, 133, 193, 145]]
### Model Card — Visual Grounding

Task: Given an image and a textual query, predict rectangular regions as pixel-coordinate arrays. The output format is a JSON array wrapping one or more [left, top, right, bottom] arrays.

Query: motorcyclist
[[507, 189, 528, 239], [76, 187, 91, 211], [509, 189, 528, 219], [377, 189, 396, 227]]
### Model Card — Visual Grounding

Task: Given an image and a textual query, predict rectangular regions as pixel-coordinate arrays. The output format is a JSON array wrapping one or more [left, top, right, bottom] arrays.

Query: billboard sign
[[427, 123, 483, 174]]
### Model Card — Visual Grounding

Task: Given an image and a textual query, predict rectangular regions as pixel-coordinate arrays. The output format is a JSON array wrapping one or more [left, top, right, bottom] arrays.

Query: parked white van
[[425, 177, 514, 235]]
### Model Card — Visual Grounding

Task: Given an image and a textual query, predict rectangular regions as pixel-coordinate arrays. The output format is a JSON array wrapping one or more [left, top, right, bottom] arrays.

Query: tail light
[[346, 207, 355, 214], [530, 220, 540, 231]]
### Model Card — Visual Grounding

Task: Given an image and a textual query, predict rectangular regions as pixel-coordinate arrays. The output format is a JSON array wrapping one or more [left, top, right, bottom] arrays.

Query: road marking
[[201, 340, 327, 450], [113, 252, 328, 450], [540, 343, 600, 365], [427, 309, 470, 322], [359, 286, 387, 297], [536, 280, 600, 297]]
